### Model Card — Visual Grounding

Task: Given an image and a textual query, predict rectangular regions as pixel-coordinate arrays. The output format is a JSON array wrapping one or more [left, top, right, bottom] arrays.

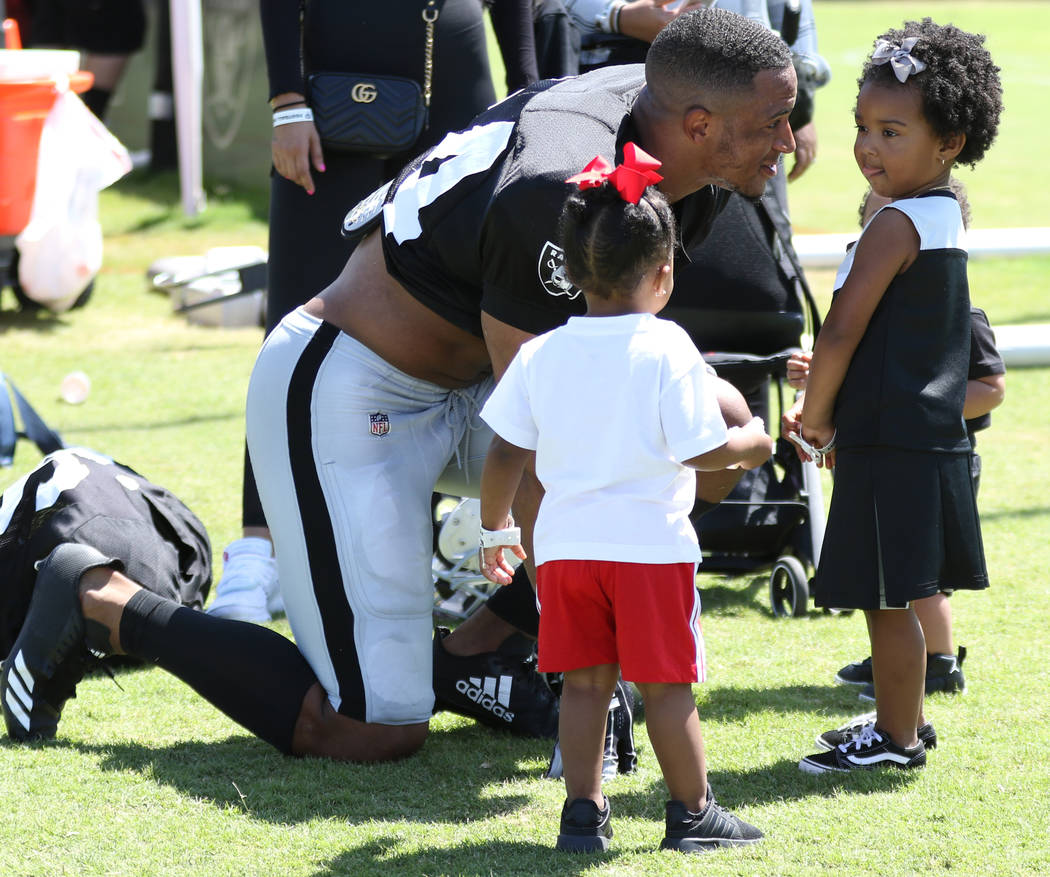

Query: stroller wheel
[[769, 555, 809, 618]]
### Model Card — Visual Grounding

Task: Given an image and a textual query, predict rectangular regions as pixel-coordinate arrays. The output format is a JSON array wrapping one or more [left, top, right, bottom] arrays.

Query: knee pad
[[36, 542, 123, 582], [37, 543, 124, 652]]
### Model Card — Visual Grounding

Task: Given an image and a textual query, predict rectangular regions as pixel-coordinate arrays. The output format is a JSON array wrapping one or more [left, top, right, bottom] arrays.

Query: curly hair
[[558, 184, 676, 300], [647, 7, 792, 102], [859, 18, 1003, 167]]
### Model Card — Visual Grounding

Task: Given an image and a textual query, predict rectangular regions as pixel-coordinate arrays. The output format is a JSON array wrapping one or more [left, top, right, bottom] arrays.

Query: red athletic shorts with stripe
[[535, 559, 706, 683]]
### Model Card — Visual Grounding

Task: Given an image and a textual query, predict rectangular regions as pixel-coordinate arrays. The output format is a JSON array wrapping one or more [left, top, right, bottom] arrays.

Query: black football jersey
[[0, 449, 212, 654], [354, 65, 727, 339]]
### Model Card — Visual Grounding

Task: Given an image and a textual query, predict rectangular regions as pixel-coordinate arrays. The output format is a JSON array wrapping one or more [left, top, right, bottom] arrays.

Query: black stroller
[[664, 191, 825, 617], [684, 347, 825, 617]]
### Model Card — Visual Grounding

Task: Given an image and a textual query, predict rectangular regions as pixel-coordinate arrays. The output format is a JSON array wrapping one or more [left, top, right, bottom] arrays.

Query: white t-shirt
[[481, 313, 729, 565]]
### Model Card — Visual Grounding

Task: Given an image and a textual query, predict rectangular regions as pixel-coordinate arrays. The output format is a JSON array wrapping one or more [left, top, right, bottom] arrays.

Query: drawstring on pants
[[444, 387, 485, 482]]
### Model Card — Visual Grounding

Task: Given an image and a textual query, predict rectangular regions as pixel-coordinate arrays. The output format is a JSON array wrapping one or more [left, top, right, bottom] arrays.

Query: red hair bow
[[564, 142, 663, 204]]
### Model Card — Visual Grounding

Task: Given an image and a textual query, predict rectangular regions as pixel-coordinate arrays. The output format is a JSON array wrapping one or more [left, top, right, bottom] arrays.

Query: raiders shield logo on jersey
[[537, 241, 581, 299]]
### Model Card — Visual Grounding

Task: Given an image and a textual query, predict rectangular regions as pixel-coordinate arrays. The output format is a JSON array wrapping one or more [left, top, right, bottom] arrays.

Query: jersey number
[[384, 121, 515, 244]]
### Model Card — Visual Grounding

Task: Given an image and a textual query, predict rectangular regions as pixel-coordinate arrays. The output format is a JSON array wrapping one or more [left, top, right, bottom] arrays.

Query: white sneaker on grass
[[206, 537, 282, 622]]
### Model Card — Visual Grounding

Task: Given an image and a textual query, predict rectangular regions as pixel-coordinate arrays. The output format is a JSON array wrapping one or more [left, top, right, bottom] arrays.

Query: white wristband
[[595, 0, 626, 34], [480, 525, 521, 549], [273, 108, 314, 127]]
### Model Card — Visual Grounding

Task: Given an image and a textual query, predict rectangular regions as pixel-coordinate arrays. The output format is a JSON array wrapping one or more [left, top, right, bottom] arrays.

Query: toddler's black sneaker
[[800, 725, 926, 773], [556, 796, 612, 852], [858, 647, 967, 702], [431, 627, 558, 738], [925, 646, 967, 694], [834, 655, 873, 686], [815, 711, 937, 751], [1, 545, 116, 741], [661, 787, 763, 852]]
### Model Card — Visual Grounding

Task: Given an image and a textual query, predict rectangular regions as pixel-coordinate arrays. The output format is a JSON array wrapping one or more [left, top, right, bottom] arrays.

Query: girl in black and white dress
[[786, 18, 1003, 774]]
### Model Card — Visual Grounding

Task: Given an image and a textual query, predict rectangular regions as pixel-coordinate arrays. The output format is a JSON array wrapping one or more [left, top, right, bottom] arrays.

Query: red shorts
[[535, 559, 706, 683]]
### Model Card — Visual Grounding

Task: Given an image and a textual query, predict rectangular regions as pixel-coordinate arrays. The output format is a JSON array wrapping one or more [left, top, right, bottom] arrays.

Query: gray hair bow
[[871, 37, 927, 83]]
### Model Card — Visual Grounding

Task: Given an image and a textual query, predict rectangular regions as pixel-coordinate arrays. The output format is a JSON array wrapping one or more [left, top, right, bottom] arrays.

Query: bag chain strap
[[422, 0, 439, 110]]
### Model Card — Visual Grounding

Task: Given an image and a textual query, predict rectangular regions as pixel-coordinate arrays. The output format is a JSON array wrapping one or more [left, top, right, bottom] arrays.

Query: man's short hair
[[646, 7, 792, 104]]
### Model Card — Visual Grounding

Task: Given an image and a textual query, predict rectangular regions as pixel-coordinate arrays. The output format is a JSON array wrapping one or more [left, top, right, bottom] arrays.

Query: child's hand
[[800, 422, 837, 469], [736, 416, 774, 471], [786, 351, 812, 389], [480, 544, 526, 585], [782, 397, 804, 444]]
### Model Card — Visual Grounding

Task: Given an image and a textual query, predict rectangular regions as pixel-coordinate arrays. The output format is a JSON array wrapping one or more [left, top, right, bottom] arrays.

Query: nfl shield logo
[[369, 412, 390, 436]]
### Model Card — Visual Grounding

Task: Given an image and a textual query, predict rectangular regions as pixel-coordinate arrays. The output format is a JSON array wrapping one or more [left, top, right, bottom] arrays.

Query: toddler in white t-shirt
[[478, 144, 772, 854]]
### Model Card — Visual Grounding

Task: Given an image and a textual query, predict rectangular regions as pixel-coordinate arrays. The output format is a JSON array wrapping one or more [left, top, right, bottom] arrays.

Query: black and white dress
[[814, 191, 989, 610]]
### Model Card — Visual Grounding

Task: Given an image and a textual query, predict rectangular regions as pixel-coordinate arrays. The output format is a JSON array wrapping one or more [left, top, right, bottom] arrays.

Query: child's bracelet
[[480, 524, 521, 549], [816, 430, 837, 454], [788, 429, 836, 463], [272, 108, 314, 127]]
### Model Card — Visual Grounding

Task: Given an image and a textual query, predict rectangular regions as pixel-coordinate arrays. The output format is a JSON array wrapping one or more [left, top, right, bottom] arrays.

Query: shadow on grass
[[697, 574, 768, 614], [304, 764, 918, 875], [608, 758, 919, 816], [697, 683, 859, 724], [30, 701, 915, 820], [49, 723, 551, 826], [0, 304, 68, 333], [313, 838, 610, 877], [67, 410, 243, 434]]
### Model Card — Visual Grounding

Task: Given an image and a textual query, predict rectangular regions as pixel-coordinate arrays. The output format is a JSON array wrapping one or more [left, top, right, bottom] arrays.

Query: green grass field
[[1, 2, 1048, 874]]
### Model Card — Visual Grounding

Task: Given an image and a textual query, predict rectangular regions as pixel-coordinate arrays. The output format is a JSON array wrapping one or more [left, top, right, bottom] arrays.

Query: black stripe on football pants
[[286, 320, 368, 720]]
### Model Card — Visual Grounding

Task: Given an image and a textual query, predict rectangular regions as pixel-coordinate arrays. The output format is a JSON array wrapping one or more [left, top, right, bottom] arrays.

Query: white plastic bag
[[15, 89, 132, 312]]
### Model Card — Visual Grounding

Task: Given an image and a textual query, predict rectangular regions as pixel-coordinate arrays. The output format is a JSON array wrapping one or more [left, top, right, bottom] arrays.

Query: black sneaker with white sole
[[925, 647, 967, 694], [661, 787, 763, 852], [800, 725, 926, 774], [1, 544, 117, 741], [432, 627, 558, 738], [834, 656, 873, 686], [816, 711, 937, 751], [858, 647, 968, 703], [556, 796, 613, 852], [544, 678, 638, 780]]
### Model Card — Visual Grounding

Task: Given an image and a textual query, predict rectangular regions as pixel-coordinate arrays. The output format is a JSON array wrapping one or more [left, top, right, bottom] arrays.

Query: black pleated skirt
[[814, 448, 989, 610]]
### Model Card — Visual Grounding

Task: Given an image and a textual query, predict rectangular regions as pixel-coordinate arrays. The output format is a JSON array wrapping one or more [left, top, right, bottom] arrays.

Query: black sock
[[484, 564, 539, 638], [119, 590, 317, 754]]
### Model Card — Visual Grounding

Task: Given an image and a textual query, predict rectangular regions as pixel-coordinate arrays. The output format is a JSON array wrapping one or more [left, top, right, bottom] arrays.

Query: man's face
[[709, 66, 797, 199]]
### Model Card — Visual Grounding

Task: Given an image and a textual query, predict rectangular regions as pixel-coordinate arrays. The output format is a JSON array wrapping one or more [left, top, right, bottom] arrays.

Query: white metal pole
[[169, 0, 205, 216]]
